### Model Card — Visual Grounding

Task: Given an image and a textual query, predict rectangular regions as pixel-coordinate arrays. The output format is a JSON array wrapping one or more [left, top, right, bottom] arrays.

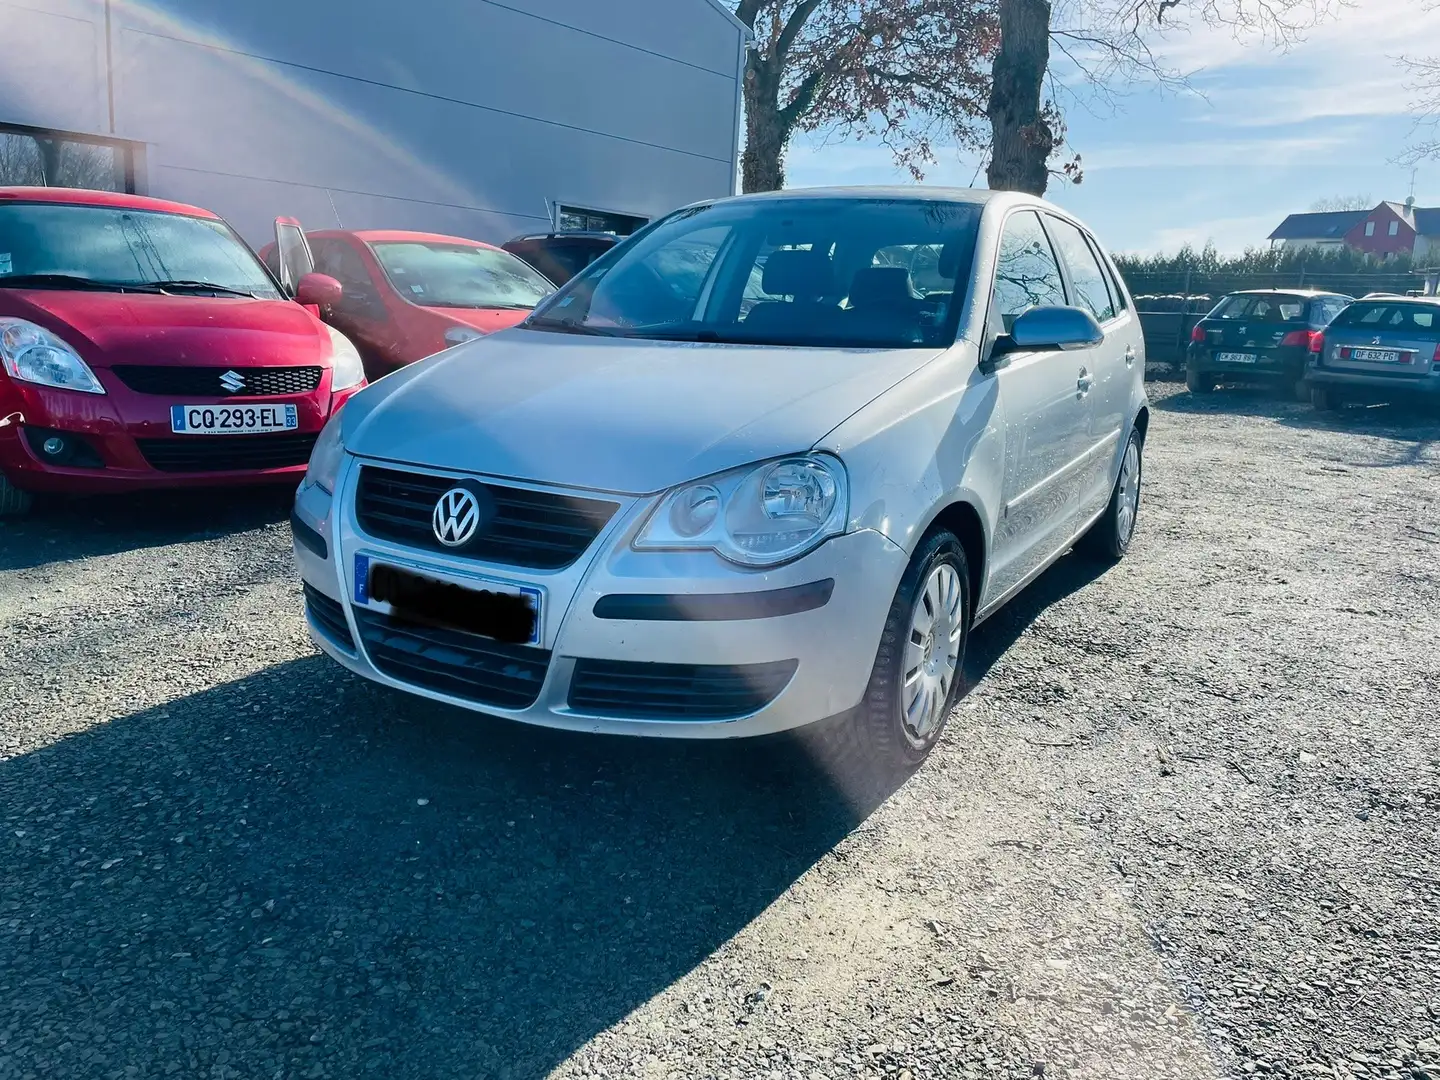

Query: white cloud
[[1140, 212, 1291, 256], [1082, 128, 1359, 171]]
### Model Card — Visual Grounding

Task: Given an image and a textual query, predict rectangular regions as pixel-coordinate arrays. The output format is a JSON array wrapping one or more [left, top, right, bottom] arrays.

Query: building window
[[1389, 221, 1400, 236], [1365, 221, 1376, 237], [0, 122, 138, 192], [556, 205, 647, 236]]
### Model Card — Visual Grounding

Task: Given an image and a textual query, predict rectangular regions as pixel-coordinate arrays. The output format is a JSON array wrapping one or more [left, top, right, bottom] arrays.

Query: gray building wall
[[0, 0, 745, 243]]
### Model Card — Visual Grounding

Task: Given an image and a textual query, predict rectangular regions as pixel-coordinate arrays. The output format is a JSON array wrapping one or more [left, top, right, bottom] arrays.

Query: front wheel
[[0, 473, 33, 518], [1078, 427, 1143, 562], [804, 531, 971, 787]]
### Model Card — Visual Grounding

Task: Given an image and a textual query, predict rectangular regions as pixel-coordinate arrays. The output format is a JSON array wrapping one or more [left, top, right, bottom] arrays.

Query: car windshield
[[371, 242, 555, 309], [525, 197, 983, 349], [0, 202, 281, 298], [1330, 300, 1440, 333], [1209, 293, 1307, 323]]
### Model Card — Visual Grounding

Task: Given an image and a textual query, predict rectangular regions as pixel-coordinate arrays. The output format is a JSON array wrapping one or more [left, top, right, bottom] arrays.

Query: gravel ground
[[1, 383, 1438, 1080]]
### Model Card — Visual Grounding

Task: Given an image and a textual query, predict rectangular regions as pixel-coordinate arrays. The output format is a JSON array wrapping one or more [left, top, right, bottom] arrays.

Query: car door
[[984, 209, 1094, 600], [310, 237, 399, 374], [272, 217, 314, 296], [1042, 214, 1131, 524]]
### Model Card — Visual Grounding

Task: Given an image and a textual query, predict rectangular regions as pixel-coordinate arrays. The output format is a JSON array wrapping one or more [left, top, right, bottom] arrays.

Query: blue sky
[[785, 0, 1440, 255]]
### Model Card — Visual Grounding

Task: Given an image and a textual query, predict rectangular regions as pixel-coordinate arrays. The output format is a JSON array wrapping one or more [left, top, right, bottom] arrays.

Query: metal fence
[[1122, 269, 1423, 368]]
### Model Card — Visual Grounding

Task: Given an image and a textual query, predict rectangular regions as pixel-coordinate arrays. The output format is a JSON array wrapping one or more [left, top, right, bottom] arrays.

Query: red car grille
[[111, 365, 323, 396], [135, 433, 318, 473]]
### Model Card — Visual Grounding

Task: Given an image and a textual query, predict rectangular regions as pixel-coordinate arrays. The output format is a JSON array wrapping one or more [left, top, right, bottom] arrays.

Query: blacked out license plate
[[354, 554, 541, 645]]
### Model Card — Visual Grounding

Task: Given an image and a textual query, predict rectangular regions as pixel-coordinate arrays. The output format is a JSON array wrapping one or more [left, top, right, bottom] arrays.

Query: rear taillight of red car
[[1432, 342, 1440, 370], [1309, 332, 1325, 353], [1281, 329, 1322, 349], [1190, 323, 1207, 344]]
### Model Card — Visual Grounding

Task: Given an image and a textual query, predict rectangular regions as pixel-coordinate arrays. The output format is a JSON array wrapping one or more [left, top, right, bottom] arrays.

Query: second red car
[[262, 229, 557, 378]]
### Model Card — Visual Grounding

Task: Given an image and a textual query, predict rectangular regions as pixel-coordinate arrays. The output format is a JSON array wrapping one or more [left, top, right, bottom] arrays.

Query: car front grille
[[135, 433, 318, 473], [567, 658, 798, 721], [353, 609, 551, 709], [111, 365, 324, 396], [354, 466, 619, 571], [304, 584, 354, 651]]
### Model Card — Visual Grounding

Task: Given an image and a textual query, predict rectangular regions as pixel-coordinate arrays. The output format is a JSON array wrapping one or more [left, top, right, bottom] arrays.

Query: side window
[[991, 211, 1066, 332], [1085, 233, 1127, 312], [1045, 216, 1116, 322], [312, 239, 377, 299]]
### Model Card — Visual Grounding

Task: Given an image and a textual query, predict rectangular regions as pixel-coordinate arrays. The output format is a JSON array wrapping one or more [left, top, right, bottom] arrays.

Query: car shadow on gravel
[[964, 552, 1109, 688], [0, 486, 293, 573], [0, 656, 885, 1079]]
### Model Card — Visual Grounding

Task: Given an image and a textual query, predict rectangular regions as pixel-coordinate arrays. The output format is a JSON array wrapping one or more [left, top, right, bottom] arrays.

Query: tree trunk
[[986, 0, 1054, 196], [741, 60, 789, 193]]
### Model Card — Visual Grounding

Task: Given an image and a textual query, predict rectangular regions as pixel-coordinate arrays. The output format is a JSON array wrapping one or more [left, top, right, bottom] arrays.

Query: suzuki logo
[[432, 487, 481, 547], [218, 370, 246, 393]]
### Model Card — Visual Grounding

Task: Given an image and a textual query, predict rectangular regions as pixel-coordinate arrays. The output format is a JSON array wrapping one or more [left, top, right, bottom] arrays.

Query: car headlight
[[444, 325, 484, 347], [634, 454, 848, 567], [326, 325, 365, 391], [304, 414, 346, 494], [0, 318, 104, 394]]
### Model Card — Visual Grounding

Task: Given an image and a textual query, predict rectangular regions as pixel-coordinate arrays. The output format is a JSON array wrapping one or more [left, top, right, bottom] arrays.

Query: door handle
[[1124, 345, 1136, 367], [1077, 368, 1094, 395]]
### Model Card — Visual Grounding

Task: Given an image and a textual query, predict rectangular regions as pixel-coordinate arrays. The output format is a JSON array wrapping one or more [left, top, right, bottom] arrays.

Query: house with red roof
[[1268, 198, 1440, 260]]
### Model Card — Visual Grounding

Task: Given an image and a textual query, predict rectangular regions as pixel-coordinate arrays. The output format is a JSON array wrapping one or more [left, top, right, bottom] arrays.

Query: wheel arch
[[920, 499, 987, 619]]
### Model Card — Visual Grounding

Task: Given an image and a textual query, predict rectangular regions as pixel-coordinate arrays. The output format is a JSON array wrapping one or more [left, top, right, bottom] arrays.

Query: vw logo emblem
[[432, 487, 481, 547], [219, 370, 246, 393]]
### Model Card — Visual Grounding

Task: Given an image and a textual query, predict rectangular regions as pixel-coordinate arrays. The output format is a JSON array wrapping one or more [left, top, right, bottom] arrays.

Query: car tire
[[1078, 426, 1143, 562], [1292, 376, 1312, 402], [0, 473, 33, 518], [1310, 385, 1342, 411], [803, 530, 971, 792], [1186, 366, 1216, 394]]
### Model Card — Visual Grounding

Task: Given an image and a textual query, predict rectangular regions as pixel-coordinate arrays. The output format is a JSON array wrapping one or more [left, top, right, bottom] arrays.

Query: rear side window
[[1209, 294, 1306, 323], [1313, 298, 1348, 325], [1332, 302, 1440, 332], [1045, 215, 1116, 322], [992, 211, 1066, 331]]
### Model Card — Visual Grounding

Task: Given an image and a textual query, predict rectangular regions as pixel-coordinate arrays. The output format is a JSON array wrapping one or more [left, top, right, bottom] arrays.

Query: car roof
[[0, 185, 221, 219], [1224, 289, 1347, 298], [310, 229, 501, 250], [723, 185, 998, 204]]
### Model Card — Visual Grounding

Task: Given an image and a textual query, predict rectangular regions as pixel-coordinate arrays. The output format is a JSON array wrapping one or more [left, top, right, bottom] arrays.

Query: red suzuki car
[[0, 188, 365, 516], [260, 229, 556, 378]]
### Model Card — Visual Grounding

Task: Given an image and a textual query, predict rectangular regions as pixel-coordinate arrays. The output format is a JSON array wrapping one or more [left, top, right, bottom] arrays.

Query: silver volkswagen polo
[[292, 188, 1147, 774]]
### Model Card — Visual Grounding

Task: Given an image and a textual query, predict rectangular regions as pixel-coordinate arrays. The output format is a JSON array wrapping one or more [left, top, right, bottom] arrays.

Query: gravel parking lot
[[1, 383, 1438, 1080]]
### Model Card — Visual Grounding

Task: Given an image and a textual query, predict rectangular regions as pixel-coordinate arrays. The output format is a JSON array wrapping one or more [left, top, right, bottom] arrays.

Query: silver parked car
[[292, 188, 1148, 774], [1307, 295, 1440, 410]]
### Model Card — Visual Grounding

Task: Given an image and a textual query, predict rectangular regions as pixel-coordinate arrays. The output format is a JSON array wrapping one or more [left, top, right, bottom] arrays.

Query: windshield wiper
[[0, 273, 164, 293], [150, 280, 260, 298], [524, 315, 621, 336]]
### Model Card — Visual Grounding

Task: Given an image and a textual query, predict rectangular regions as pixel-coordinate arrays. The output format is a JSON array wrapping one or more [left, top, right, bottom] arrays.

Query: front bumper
[[293, 456, 910, 738], [0, 376, 359, 494]]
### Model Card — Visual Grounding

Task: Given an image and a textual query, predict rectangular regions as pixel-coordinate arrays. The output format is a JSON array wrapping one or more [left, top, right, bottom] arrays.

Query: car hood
[[344, 330, 943, 494], [3, 289, 330, 367]]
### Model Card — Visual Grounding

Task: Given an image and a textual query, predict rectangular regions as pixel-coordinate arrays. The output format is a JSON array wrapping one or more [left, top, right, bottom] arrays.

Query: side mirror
[[1009, 305, 1105, 351], [296, 272, 343, 309], [981, 305, 1106, 374]]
